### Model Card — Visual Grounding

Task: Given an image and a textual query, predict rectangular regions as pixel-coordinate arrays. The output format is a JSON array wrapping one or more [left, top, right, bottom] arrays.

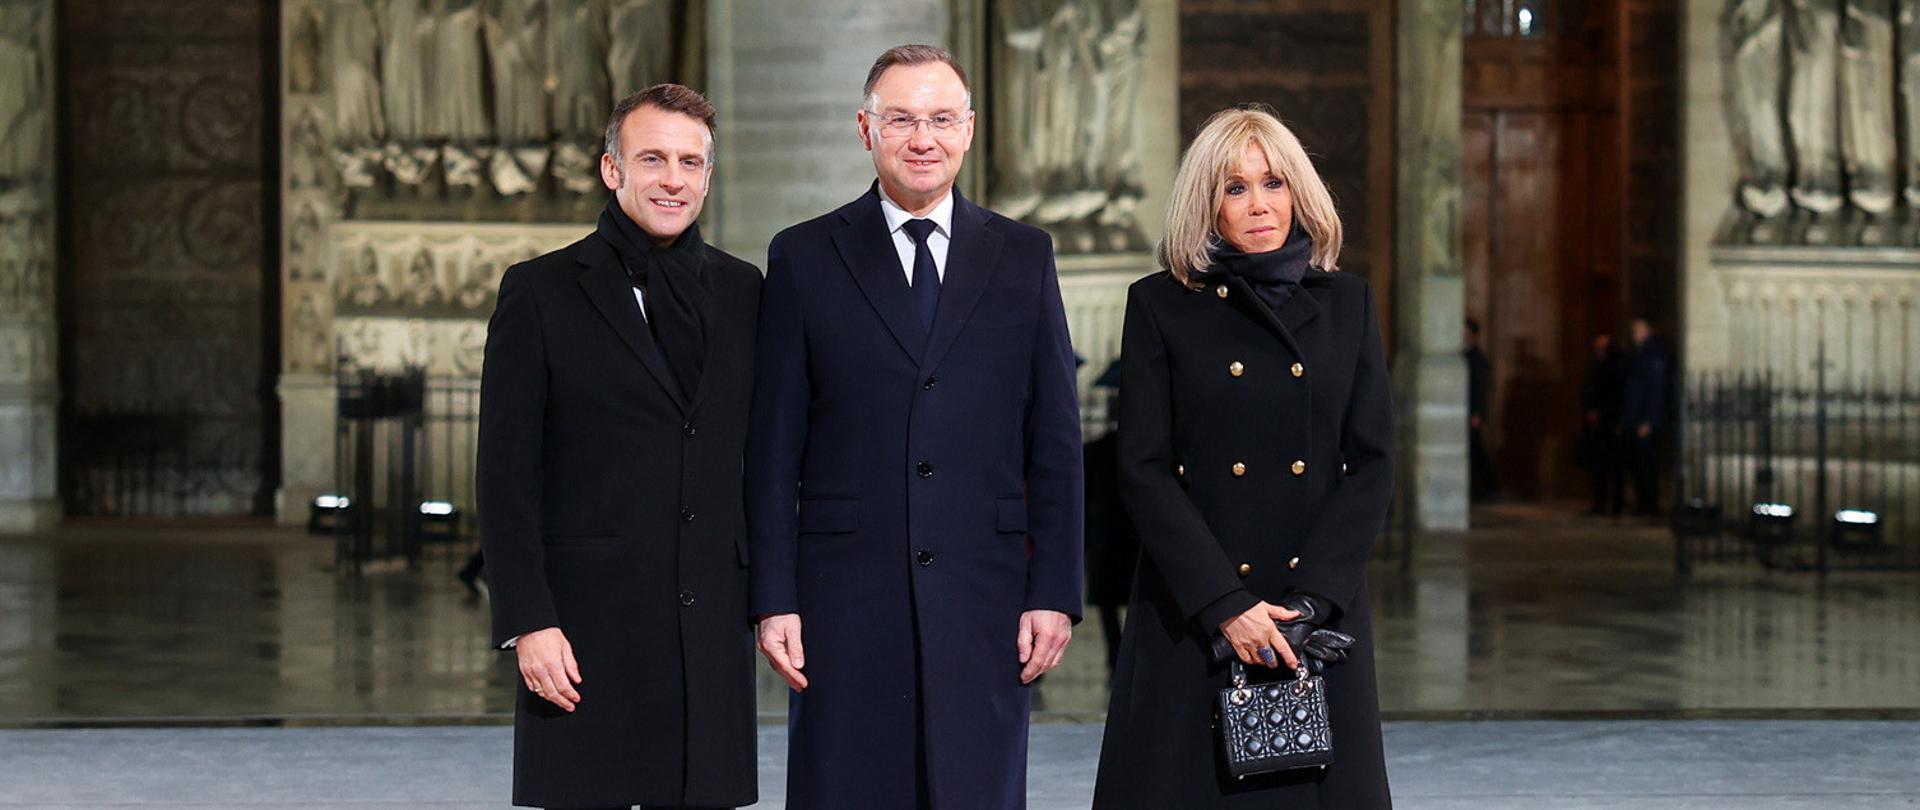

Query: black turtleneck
[[1200, 223, 1313, 317], [597, 197, 708, 400]]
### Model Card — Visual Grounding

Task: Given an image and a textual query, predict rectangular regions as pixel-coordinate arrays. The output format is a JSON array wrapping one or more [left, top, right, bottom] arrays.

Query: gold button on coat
[[1237, 563, 1252, 577], [1291, 362, 1305, 378], [1175, 464, 1186, 477], [1291, 460, 1306, 476], [1215, 285, 1228, 299], [1231, 462, 1247, 477], [1229, 361, 1244, 377], [1288, 557, 1301, 569]]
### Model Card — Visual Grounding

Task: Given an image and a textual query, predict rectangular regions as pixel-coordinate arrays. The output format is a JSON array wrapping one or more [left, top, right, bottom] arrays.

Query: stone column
[[0, 0, 59, 532], [704, 0, 948, 268], [1392, 0, 1468, 531]]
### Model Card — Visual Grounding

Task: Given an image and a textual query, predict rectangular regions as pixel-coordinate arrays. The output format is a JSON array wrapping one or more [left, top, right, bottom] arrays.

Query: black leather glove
[[1274, 592, 1355, 672], [1206, 592, 1356, 671]]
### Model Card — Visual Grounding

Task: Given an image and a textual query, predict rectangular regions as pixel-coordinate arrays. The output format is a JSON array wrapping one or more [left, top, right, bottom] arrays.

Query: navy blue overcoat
[[746, 185, 1084, 809]]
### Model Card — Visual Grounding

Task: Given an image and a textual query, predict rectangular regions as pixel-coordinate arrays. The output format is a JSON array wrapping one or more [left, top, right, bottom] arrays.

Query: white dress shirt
[[878, 188, 954, 285]]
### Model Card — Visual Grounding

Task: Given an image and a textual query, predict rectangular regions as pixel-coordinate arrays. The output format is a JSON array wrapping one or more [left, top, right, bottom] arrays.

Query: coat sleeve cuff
[[1194, 589, 1261, 633]]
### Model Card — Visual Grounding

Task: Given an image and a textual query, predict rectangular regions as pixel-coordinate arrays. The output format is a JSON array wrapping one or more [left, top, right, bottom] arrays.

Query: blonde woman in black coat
[[1092, 105, 1394, 809]]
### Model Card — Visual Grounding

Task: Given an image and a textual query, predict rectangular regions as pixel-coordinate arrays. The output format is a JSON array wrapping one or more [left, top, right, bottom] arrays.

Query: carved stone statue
[[288, 7, 324, 96], [990, 0, 1050, 220], [1090, 0, 1146, 250], [1722, 0, 1789, 218], [327, 1, 385, 189], [381, 0, 437, 187], [0, 3, 48, 182], [609, 0, 676, 100], [1840, 0, 1897, 216], [486, 0, 552, 196], [1901, 1, 1920, 209], [1786, 0, 1843, 214], [432, 0, 493, 190], [992, 0, 1146, 252], [403, 247, 443, 310], [549, 0, 612, 194], [345, 244, 390, 310]]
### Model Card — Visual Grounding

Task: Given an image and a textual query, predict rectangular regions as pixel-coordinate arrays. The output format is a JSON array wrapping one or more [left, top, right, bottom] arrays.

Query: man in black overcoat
[[478, 84, 760, 810], [745, 45, 1084, 809], [1579, 333, 1626, 514], [1619, 317, 1672, 516]]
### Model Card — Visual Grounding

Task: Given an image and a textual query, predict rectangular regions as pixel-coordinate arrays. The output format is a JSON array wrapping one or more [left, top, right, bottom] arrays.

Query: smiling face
[[1214, 142, 1294, 254], [857, 61, 974, 216], [600, 104, 712, 244]]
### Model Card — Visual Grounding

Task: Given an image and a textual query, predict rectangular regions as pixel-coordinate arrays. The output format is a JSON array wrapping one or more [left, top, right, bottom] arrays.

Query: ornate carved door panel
[[58, 1, 275, 516]]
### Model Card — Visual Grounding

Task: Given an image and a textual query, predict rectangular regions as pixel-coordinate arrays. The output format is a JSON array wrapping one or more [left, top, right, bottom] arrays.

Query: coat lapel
[[921, 190, 1005, 374], [1224, 272, 1324, 360], [576, 234, 689, 413], [831, 188, 926, 366]]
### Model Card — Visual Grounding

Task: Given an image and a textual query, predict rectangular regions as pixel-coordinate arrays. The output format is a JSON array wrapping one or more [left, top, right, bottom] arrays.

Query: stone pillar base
[[0, 499, 61, 533]]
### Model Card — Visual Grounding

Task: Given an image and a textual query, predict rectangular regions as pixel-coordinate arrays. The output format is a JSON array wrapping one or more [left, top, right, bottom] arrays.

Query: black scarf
[[1201, 224, 1313, 317], [598, 197, 708, 401]]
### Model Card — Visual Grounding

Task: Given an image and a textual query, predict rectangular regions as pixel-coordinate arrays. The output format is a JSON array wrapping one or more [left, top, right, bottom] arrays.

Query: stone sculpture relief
[[1721, 0, 1920, 246], [308, 0, 694, 207], [991, 0, 1147, 254], [0, 2, 47, 185]]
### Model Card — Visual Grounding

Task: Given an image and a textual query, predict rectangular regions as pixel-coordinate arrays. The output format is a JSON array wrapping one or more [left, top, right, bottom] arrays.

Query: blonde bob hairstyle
[[1158, 105, 1344, 285]]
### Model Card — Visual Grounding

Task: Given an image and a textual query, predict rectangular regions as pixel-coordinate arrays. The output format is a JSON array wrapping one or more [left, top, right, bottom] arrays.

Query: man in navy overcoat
[[746, 45, 1084, 809]]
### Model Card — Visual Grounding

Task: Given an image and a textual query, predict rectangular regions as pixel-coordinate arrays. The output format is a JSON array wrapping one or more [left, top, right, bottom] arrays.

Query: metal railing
[[1674, 349, 1920, 574]]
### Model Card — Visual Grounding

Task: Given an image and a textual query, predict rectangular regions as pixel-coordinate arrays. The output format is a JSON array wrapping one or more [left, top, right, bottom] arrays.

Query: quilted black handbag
[[1215, 659, 1333, 778]]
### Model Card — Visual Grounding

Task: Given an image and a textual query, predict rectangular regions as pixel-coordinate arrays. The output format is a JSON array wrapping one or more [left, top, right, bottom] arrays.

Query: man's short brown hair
[[605, 83, 717, 163], [862, 44, 972, 109]]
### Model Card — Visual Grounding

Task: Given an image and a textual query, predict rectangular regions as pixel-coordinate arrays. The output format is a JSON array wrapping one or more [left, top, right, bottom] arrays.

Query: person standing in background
[[1579, 333, 1626, 515], [1620, 316, 1672, 517], [1464, 318, 1496, 502]]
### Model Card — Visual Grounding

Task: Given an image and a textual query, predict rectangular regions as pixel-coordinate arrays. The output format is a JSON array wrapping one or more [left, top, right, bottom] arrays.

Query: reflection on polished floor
[[1, 506, 1916, 724]]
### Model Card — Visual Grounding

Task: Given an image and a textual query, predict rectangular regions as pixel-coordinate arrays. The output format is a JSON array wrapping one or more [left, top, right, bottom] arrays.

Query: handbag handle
[[1229, 659, 1310, 689]]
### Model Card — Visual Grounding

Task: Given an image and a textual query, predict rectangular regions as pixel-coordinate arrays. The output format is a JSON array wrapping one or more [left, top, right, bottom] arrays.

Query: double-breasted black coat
[[477, 228, 761, 809], [1092, 268, 1395, 809], [746, 186, 1084, 809]]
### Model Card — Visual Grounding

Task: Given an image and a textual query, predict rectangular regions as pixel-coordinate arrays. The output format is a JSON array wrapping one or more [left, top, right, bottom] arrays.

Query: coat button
[[1291, 460, 1306, 476], [681, 507, 696, 523], [1231, 462, 1247, 477], [917, 461, 934, 478], [1229, 361, 1245, 378], [1341, 462, 1349, 476], [679, 590, 695, 606], [1215, 285, 1229, 299], [683, 422, 696, 437], [917, 549, 935, 567], [923, 376, 938, 390], [1291, 362, 1305, 378], [1288, 557, 1301, 569], [1237, 563, 1252, 577], [1175, 463, 1186, 477]]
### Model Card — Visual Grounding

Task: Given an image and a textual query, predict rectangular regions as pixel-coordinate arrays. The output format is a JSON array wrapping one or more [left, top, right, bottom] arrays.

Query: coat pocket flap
[[995, 497, 1029, 533], [798, 498, 860, 534]]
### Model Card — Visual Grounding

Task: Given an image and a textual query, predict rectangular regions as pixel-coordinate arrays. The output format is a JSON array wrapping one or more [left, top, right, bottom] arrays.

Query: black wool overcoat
[[478, 229, 761, 809], [1092, 268, 1395, 810], [746, 186, 1084, 810]]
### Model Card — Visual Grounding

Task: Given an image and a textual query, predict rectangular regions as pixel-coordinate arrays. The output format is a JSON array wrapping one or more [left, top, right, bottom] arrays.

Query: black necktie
[[902, 218, 940, 328]]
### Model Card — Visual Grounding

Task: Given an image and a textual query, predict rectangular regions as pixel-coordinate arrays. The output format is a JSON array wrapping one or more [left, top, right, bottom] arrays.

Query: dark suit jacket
[[745, 185, 1083, 809], [1620, 336, 1671, 433], [1093, 268, 1394, 809], [477, 228, 761, 809]]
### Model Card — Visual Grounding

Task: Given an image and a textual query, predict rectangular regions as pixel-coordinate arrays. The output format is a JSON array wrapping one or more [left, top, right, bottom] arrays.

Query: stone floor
[[3, 721, 1918, 808], [1, 505, 1918, 724]]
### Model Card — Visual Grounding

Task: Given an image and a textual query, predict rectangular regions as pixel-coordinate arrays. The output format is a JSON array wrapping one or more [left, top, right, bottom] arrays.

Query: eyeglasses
[[869, 110, 969, 135]]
